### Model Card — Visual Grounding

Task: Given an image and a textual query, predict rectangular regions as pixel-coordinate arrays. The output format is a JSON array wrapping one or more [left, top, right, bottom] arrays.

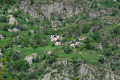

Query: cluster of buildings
[[50, 35, 87, 47], [50, 35, 63, 46]]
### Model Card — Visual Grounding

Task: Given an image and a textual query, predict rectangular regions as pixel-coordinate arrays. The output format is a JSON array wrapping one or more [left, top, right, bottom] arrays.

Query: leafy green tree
[[33, 55, 40, 63], [91, 32, 101, 43], [13, 60, 29, 71], [9, 50, 21, 61], [103, 48, 112, 57], [0, 15, 8, 23], [63, 45, 73, 54], [98, 56, 104, 63], [0, 0, 17, 4], [82, 24, 89, 34]]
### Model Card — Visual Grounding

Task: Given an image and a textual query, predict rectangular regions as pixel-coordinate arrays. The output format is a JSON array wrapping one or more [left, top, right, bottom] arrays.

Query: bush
[[63, 45, 73, 54], [32, 55, 40, 63], [0, 0, 17, 4], [58, 16, 63, 21], [0, 15, 8, 23], [91, 32, 101, 43], [82, 24, 89, 34], [44, 53, 58, 64], [103, 48, 112, 57], [13, 10, 22, 17], [9, 50, 21, 61], [13, 60, 29, 71], [3, 24, 11, 31], [17, 24, 28, 31], [98, 56, 104, 63], [85, 37, 96, 49]]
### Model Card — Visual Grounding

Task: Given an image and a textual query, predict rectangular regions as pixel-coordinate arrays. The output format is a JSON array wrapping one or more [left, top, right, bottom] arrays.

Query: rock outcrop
[[8, 15, 18, 25], [20, 0, 80, 19]]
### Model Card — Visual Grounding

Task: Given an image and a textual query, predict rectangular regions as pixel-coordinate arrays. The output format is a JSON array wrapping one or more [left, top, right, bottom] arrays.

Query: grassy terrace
[[5, 45, 102, 66]]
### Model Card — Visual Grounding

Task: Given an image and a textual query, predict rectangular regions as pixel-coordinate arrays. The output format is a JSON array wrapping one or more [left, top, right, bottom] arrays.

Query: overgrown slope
[[0, 0, 120, 80]]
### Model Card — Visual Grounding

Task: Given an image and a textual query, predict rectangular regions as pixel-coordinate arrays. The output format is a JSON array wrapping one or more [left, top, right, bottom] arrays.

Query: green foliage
[[9, 50, 21, 61], [30, 0, 34, 5], [91, 32, 101, 43], [82, 24, 89, 34], [85, 37, 96, 50], [111, 26, 120, 37], [75, 77, 79, 80], [0, 0, 17, 4], [103, 48, 112, 57], [43, 53, 58, 64], [3, 24, 11, 31], [58, 16, 63, 21], [63, 45, 73, 54], [12, 10, 22, 17], [0, 15, 8, 23], [32, 55, 40, 63], [99, 0, 119, 8], [13, 60, 29, 71], [116, 0, 120, 2], [98, 56, 104, 63]]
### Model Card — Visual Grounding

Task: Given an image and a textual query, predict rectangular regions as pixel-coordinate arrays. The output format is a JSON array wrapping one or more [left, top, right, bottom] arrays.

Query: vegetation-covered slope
[[0, 0, 120, 80]]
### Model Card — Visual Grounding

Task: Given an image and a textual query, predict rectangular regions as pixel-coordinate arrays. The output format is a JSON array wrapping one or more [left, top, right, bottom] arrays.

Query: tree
[[3, 24, 10, 31], [13, 60, 29, 71], [116, 0, 120, 2], [103, 48, 112, 57], [32, 55, 40, 63], [98, 56, 104, 63], [0, 0, 17, 4], [9, 50, 21, 61], [91, 32, 101, 43], [63, 45, 73, 54], [82, 24, 89, 34], [0, 15, 8, 23]]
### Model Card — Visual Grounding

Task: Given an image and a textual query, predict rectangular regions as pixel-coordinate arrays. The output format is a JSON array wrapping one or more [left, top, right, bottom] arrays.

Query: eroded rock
[[8, 15, 18, 25]]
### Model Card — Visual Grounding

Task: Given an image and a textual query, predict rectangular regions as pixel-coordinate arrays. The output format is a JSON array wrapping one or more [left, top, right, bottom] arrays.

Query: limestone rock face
[[24, 53, 37, 64], [8, 15, 18, 25], [8, 28, 20, 32], [20, 0, 80, 19], [0, 34, 4, 40]]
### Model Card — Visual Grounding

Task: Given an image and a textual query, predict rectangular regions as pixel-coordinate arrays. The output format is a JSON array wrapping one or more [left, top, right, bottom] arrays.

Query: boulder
[[8, 28, 20, 32], [55, 41, 61, 46], [0, 34, 4, 40], [8, 15, 18, 25], [24, 53, 37, 64]]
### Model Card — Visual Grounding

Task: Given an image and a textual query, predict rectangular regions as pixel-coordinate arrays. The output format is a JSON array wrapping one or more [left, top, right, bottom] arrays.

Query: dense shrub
[[12, 10, 22, 17], [0, 0, 17, 4], [84, 37, 97, 50], [116, 0, 120, 2], [9, 50, 21, 61], [3, 24, 11, 31], [98, 56, 104, 63], [13, 60, 29, 71], [91, 32, 101, 43], [0, 15, 8, 23], [32, 55, 40, 63], [103, 48, 112, 57], [43, 53, 58, 64], [63, 45, 73, 54], [111, 26, 120, 36], [82, 24, 89, 33]]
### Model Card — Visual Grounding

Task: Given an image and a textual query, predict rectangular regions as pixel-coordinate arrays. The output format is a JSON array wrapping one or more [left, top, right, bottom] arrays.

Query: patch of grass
[[6, 46, 62, 59], [0, 38, 11, 48], [99, 0, 119, 8]]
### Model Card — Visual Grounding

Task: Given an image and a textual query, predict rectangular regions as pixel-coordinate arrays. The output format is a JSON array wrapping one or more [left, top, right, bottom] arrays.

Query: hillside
[[0, 0, 120, 80]]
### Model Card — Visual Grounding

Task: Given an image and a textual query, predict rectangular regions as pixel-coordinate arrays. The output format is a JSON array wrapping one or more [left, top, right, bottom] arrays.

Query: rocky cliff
[[20, 0, 81, 19], [40, 60, 120, 80]]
